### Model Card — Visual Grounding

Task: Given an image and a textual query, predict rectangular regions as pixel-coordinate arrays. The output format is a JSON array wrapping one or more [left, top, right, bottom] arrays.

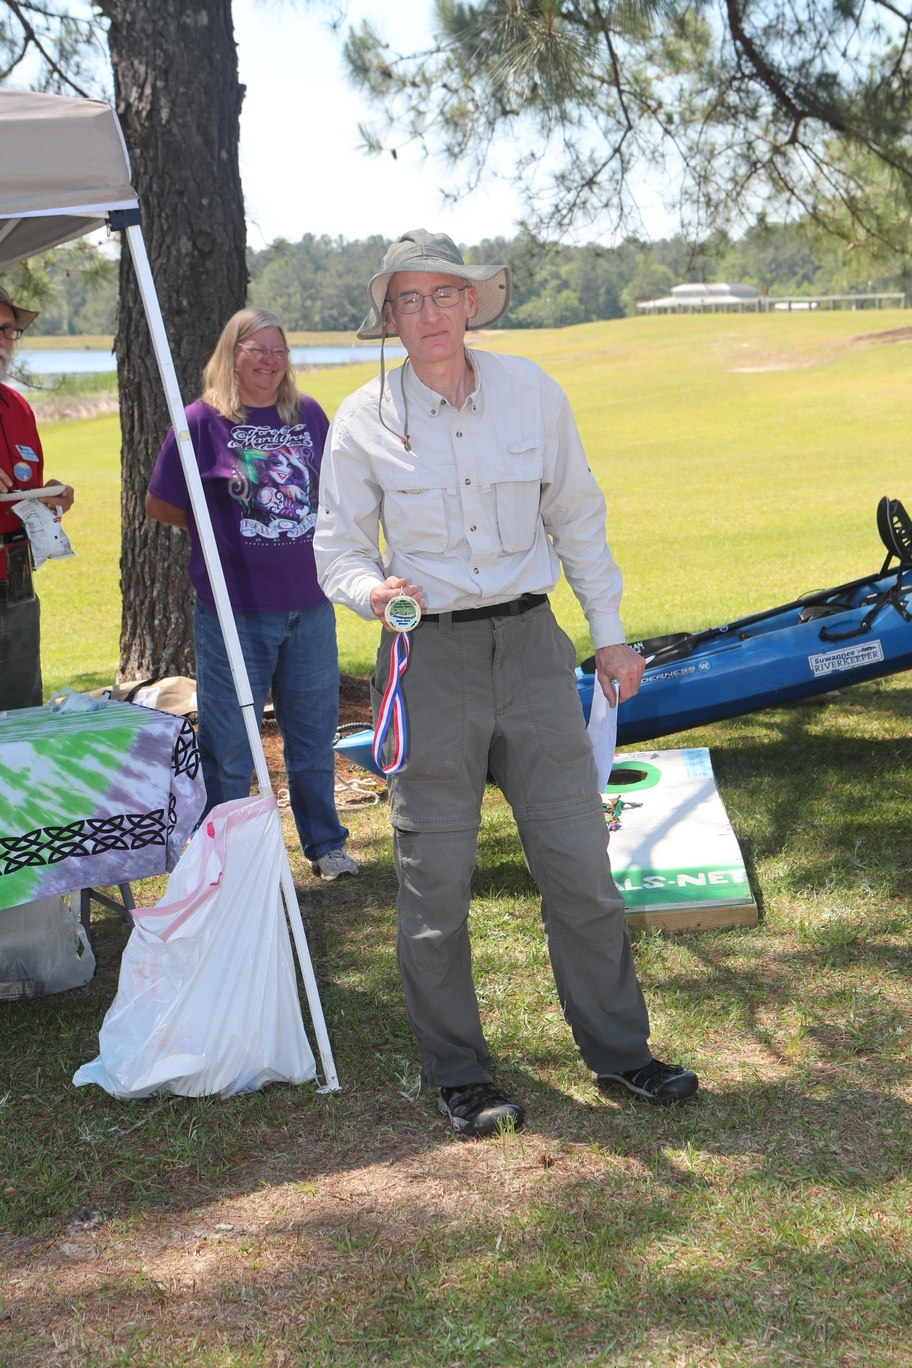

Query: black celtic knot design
[[0, 809, 168, 875], [172, 718, 201, 780]]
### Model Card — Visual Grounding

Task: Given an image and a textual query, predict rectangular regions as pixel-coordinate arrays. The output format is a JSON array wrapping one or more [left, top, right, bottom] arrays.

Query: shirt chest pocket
[[380, 474, 451, 554], [489, 441, 544, 554]]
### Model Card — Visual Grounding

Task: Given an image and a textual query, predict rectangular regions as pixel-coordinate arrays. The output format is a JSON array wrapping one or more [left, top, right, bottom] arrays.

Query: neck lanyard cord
[[377, 323, 412, 453]]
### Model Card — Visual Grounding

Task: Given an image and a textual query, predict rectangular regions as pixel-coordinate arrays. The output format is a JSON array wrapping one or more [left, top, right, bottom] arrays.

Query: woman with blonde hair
[[146, 307, 356, 881]]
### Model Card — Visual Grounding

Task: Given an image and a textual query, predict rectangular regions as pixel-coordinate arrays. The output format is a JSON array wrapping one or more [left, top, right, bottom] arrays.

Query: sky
[[233, 0, 676, 250], [8, 0, 675, 251], [234, 0, 531, 249]]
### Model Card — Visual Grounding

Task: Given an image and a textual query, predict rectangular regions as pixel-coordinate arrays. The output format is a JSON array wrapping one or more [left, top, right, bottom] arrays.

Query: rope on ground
[[275, 779, 383, 810], [333, 774, 383, 807]]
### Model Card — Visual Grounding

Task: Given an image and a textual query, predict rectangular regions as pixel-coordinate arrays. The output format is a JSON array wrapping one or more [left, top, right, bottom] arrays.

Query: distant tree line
[[15, 219, 907, 339], [243, 221, 911, 330]]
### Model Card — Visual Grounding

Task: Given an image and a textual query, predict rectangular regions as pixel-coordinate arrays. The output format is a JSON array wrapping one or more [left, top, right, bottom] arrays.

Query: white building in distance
[[637, 283, 905, 313], [637, 282, 759, 313]]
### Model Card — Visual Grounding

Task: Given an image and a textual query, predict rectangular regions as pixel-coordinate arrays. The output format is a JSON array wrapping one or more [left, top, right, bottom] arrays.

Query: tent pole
[[123, 222, 340, 1093]]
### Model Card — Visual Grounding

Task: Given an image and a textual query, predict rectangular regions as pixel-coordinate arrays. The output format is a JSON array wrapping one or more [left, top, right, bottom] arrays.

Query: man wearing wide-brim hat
[[0, 284, 75, 710], [315, 229, 698, 1136]]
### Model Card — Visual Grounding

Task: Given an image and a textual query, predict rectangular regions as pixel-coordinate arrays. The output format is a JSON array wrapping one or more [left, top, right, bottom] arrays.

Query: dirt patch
[[0, 1136, 632, 1365], [850, 324, 912, 347], [723, 336, 821, 374], [729, 361, 813, 373], [338, 673, 372, 729], [725, 320, 912, 375]]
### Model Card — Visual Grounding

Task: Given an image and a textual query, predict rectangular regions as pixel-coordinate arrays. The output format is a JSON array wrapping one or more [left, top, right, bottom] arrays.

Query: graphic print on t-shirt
[[227, 420, 318, 542]]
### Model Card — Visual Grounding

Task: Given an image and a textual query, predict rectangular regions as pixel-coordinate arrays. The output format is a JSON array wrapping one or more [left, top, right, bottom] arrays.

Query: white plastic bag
[[11, 498, 74, 570], [586, 674, 620, 795], [0, 895, 95, 1000], [73, 794, 316, 1098], [49, 686, 108, 714]]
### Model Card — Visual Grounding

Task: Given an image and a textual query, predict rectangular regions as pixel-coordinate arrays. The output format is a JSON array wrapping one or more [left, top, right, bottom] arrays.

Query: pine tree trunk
[[97, 0, 246, 680]]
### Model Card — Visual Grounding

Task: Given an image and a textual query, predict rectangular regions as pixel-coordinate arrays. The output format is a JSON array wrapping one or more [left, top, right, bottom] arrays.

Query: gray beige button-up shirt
[[314, 348, 626, 648]]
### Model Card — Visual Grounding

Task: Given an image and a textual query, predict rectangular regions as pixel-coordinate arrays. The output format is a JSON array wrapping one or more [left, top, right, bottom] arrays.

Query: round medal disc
[[384, 593, 422, 633]]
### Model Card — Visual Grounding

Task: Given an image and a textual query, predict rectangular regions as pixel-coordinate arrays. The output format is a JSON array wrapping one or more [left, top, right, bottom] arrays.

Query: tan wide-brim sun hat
[[0, 284, 38, 332], [357, 228, 511, 339]]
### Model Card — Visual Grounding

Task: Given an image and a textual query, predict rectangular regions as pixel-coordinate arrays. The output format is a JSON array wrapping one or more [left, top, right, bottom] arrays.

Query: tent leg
[[122, 223, 340, 1092]]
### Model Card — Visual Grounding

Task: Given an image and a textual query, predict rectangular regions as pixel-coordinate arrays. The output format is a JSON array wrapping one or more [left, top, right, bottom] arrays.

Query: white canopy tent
[[0, 87, 339, 1091]]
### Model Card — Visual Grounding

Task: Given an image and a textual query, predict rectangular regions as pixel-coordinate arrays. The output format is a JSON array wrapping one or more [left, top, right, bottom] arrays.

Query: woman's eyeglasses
[[388, 285, 467, 314], [0, 325, 24, 342], [236, 344, 289, 360]]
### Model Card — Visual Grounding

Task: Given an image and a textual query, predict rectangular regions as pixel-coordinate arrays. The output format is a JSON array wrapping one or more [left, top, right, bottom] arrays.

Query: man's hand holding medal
[[370, 575, 425, 629]]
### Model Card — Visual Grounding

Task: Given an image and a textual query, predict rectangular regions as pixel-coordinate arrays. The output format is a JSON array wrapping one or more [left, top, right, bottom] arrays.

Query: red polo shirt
[[0, 383, 44, 535]]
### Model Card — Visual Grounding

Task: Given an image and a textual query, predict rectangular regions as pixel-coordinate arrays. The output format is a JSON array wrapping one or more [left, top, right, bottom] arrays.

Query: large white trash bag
[[0, 895, 95, 1000], [73, 794, 316, 1098]]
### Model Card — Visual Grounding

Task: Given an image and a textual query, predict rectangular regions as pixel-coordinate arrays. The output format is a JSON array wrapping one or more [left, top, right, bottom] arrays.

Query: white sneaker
[[312, 847, 359, 881]]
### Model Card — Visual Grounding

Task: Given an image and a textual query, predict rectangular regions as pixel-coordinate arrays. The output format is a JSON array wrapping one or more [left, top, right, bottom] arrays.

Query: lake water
[[16, 343, 406, 376]]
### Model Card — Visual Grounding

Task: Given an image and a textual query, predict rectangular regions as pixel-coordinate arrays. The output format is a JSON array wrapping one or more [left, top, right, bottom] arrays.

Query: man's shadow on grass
[[293, 740, 912, 1170], [6, 920, 912, 1285], [289, 879, 912, 1203]]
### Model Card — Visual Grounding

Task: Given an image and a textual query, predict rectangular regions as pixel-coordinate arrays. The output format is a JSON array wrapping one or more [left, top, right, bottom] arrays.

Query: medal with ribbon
[[372, 593, 422, 775]]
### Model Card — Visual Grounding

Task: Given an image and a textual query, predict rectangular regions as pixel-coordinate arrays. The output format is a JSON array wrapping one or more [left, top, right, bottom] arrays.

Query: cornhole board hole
[[606, 747, 758, 934]]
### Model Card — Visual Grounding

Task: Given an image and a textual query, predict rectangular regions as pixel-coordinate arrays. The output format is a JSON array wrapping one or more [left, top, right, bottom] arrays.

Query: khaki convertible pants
[[373, 601, 652, 1088]]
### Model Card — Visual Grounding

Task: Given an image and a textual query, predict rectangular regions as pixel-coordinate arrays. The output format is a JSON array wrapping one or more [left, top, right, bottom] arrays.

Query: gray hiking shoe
[[438, 1083, 525, 1139], [595, 1058, 699, 1105]]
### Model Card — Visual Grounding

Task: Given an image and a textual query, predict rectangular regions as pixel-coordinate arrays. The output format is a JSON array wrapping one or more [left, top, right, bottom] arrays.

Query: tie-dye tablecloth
[[0, 702, 206, 911]]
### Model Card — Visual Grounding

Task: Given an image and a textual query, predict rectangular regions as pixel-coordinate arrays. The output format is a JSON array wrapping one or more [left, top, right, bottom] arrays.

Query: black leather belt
[[0, 529, 28, 546], [422, 593, 547, 624]]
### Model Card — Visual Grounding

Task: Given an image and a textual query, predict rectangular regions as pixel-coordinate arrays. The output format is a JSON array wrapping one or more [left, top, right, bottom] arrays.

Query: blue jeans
[[194, 598, 348, 861]]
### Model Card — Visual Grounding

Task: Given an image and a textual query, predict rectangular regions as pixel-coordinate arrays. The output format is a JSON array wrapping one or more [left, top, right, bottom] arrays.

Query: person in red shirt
[[0, 285, 74, 710]]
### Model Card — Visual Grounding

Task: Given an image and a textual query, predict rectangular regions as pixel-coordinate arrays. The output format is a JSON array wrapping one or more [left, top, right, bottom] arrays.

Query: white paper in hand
[[11, 498, 74, 570], [586, 676, 619, 795]]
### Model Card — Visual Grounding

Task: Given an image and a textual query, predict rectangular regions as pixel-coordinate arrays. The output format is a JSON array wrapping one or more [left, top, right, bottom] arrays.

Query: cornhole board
[[605, 747, 758, 933]]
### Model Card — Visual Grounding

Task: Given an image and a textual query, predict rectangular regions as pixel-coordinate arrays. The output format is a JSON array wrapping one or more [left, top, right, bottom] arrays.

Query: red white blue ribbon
[[372, 631, 411, 775]]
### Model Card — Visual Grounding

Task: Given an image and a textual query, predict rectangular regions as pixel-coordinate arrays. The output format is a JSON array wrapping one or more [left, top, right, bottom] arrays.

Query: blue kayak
[[335, 497, 912, 772], [580, 564, 912, 745]]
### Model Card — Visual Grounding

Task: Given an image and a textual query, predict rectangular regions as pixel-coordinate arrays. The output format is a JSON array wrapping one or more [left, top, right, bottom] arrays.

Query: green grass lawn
[[36, 414, 121, 695], [4, 311, 912, 1366]]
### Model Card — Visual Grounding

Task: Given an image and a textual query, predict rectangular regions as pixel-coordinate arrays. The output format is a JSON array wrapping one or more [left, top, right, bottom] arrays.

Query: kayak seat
[[798, 597, 856, 623], [877, 496, 912, 571], [816, 498, 912, 642]]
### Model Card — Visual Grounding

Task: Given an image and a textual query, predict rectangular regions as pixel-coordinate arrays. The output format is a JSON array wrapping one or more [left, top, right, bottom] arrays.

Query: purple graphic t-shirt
[[149, 398, 329, 613]]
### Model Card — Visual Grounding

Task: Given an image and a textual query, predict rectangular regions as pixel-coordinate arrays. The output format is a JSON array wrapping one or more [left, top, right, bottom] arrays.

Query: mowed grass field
[[36, 415, 121, 695], [35, 309, 912, 692], [4, 311, 912, 1367]]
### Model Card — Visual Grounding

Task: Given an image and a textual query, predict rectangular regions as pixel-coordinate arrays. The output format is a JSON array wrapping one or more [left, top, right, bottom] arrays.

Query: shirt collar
[[404, 347, 483, 417]]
